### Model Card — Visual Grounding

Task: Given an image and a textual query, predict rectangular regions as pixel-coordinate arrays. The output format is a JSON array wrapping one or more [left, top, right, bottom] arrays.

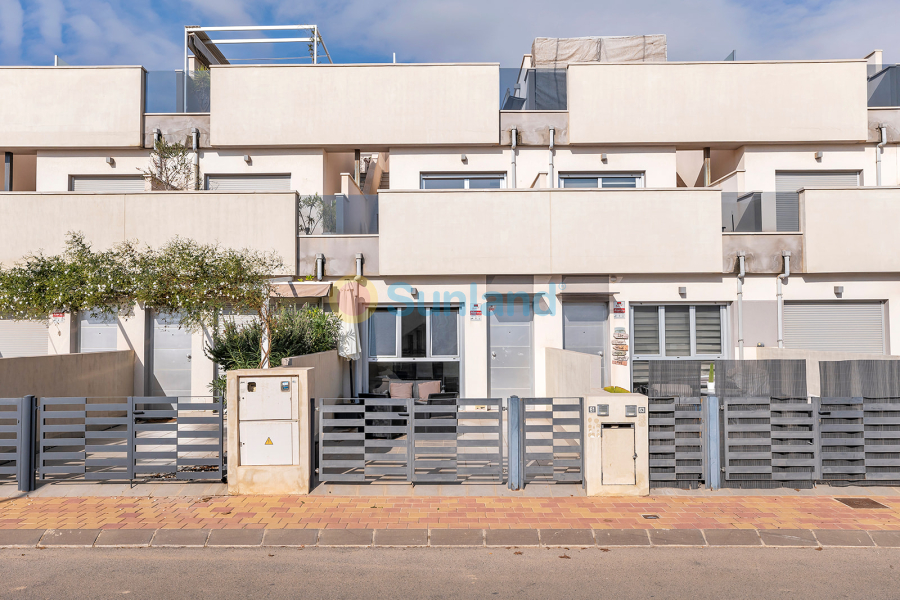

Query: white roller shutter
[[783, 302, 884, 354], [205, 175, 291, 191], [71, 176, 146, 192], [775, 171, 860, 232], [0, 319, 49, 358]]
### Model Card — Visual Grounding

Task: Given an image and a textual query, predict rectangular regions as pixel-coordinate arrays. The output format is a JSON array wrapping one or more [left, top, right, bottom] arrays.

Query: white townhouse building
[[1, 31, 899, 401]]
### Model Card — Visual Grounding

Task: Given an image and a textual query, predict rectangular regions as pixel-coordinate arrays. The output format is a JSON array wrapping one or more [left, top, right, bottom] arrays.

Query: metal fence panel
[[717, 360, 817, 488], [412, 398, 503, 483], [0, 398, 21, 478], [319, 397, 505, 484], [318, 397, 411, 483], [522, 397, 584, 484], [647, 361, 705, 489], [38, 396, 223, 482], [820, 360, 900, 484]]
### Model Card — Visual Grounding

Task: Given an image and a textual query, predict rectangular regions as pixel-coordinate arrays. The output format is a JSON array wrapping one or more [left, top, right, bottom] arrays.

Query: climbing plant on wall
[[0, 231, 285, 364]]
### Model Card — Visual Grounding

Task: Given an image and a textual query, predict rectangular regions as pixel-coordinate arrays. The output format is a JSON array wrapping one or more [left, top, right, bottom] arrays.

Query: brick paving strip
[[0, 528, 898, 549], [1, 495, 899, 533]]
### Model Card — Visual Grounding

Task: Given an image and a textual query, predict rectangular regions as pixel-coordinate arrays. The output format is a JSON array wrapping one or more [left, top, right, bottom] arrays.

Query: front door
[[488, 296, 534, 399], [150, 311, 192, 397]]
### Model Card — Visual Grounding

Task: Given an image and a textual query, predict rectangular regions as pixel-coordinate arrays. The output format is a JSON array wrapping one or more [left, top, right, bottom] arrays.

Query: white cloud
[[3, 0, 899, 68], [33, 0, 65, 47], [0, 0, 25, 57]]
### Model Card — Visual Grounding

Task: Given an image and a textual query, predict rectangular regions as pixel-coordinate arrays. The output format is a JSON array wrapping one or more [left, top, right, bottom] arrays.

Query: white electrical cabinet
[[237, 375, 301, 466]]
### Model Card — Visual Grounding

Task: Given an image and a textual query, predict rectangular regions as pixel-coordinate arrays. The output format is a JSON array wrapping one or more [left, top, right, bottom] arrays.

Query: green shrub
[[603, 386, 631, 393], [205, 304, 341, 396]]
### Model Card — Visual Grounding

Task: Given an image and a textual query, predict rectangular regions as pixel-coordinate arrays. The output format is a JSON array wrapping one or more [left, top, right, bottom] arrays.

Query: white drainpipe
[[737, 252, 745, 360], [549, 128, 555, 188], [510, 128, 517, 189], [776, 251, 791, 349], [877, 124, 887, 186]]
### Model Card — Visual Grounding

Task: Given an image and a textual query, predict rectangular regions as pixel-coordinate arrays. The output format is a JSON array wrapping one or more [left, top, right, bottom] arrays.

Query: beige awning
[[271, 282, 333, 298]]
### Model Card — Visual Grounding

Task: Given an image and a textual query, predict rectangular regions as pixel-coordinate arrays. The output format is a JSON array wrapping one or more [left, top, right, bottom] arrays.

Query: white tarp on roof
[[531, 35, 667, 68]]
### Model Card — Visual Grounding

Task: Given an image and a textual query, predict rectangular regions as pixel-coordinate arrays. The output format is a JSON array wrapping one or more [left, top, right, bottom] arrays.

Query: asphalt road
[[1, 547, 898, 599]]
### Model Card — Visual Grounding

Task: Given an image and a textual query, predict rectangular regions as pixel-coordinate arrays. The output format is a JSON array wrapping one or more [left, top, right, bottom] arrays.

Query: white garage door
[[205, 175, 291, 191], [783, 302, 885, 354], [70, 175, 146, 192], [0, 319, 48, 358], [775, 171, 860, 232]]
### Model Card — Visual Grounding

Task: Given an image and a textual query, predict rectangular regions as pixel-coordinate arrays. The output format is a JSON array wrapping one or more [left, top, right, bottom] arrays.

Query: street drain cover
[[835, 497, 889, 509], [642, 514, 660, 519]]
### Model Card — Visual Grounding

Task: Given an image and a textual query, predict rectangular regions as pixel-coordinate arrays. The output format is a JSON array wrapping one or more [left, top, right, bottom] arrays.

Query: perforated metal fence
[[647, 361, 705, 489], [716, 360, 817, 489], [819, 360, 900, 484]]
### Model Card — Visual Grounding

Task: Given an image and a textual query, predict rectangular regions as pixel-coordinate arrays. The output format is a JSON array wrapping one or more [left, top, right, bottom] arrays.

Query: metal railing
[[144, 70, 211, 113], [721, 191, 800, 233]]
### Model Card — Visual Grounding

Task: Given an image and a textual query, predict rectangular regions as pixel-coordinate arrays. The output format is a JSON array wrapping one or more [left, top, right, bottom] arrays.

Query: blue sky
[[1, 0, 898, 68]]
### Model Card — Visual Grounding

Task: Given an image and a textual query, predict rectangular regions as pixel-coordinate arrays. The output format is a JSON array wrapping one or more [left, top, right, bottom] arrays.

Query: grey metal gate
[[318, 397, 504, 484], [38, 396, 224, 481], [521, 397, 584, 484], [411, 398, 503, 483], [647, 361, 705, 489], [819, 360, 900, 484], [318, 397, 411, 483], [716, 360, 818, 488]]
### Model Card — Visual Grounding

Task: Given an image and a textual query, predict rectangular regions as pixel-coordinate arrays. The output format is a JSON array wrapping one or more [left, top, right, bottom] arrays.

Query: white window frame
[[366, 306, 462, 363], [420, 173, 507, 190], [630, 304, 728, 362], [558, 172, 645, 189]]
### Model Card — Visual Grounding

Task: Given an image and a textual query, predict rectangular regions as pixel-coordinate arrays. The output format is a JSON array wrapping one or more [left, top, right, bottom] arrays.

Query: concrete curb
[[1, 528, 896, 549]]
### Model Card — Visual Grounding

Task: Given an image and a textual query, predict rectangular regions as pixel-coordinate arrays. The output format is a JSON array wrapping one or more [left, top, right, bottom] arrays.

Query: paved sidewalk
[[1, 495, 898, 531]]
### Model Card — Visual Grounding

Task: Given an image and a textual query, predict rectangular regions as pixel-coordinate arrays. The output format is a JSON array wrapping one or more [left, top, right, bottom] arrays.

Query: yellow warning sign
[[265, 437, 273, 445]]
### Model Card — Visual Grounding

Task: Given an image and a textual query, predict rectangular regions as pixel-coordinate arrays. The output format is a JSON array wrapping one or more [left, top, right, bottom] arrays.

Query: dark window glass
[[601, 177, 637, 188], [561, 177, 598, 188], [422, 177, 465, 189], [468, 177, 503, 189], [401, 309, 427, 357], [368, 309, 397, 356], [431, 308, 459, 356]]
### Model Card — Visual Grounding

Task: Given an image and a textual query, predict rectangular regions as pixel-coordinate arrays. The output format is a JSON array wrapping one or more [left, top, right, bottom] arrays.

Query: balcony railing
[[144, 70, 211, 113], [500, 68, 567, 110], [298, 194, 378, 236], [721, 191, 800, 233], [868, 64, 900, 107]]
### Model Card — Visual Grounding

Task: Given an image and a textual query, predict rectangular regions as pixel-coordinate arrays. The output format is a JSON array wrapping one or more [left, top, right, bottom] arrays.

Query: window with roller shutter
[[630, 304, 727, 393]]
